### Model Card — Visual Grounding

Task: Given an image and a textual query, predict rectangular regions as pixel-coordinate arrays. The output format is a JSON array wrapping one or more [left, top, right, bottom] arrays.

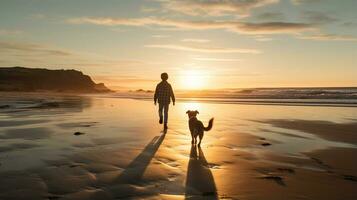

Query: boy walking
[[154, 73, 175, 129]]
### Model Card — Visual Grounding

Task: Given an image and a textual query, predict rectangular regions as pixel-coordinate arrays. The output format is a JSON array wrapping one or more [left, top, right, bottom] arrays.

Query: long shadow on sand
[[114, 129, 166, 184], [185, 145, 218, 200]]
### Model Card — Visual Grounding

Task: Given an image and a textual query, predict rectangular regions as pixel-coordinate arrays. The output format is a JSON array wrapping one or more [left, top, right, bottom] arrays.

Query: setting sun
[[180, 70, 208, 90]]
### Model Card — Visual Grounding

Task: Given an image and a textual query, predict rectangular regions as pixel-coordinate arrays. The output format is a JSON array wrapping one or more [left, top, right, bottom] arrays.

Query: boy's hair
[[161, 73, 168, 81]]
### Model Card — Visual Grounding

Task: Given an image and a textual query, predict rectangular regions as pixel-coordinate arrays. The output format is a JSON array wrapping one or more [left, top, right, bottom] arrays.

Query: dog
[[186, 110, 214, 146]]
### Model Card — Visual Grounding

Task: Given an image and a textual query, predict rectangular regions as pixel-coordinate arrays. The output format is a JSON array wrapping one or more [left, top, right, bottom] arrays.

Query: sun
[[180, 70, 207, 90]]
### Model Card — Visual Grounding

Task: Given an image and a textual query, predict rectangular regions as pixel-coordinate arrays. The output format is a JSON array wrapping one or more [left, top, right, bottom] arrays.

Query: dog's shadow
[[185, 145, 218, 199]]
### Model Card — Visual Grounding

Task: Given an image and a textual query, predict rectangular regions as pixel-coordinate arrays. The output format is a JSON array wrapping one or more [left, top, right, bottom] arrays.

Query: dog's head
[[186, 110, 199, 119]]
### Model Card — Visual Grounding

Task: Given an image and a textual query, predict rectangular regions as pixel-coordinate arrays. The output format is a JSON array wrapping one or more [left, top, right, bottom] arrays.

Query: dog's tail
[[204, 118, 214, 131]]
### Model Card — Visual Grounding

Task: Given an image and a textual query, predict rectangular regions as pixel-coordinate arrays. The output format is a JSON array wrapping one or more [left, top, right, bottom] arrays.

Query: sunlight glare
[[181, 102, 202, 113], [180, 70, 208, 90]]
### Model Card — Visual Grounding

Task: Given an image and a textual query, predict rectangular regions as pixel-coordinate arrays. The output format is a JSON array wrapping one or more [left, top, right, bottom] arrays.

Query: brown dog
[[186, 110, 214, 146]]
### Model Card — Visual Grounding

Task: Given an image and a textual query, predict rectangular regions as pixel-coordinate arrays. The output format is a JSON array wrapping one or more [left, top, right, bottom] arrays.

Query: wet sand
[[0, 93, 356, 199], [257, 119, 357, 144]]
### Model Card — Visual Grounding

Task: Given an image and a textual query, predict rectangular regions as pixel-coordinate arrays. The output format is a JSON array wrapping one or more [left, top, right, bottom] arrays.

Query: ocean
[[109, 87, 357, 107]]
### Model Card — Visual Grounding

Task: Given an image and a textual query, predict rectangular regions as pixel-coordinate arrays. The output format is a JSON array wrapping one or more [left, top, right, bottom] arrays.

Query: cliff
[[0, 67, 111, 93]]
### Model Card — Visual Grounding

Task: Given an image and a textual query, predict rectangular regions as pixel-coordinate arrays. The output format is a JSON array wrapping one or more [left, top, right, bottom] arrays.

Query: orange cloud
[[0, 40, 73, 56], [298, 33, 357, 41], [181, 38, 211, 43], [68, 17, 314, 35], [158, 0, 279, 17], [144, 44, 261, 54]]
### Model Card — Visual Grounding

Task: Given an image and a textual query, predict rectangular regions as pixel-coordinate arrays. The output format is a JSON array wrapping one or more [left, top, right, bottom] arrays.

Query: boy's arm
[[154, 84, 159, 105], [170, 85, 175, 105]]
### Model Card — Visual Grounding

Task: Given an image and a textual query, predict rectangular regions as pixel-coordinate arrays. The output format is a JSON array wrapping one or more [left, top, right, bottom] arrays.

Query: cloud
[[68, 17, 314, 35], [342, 21, 357, 27], [254, 36, 273, 41], [298, 33, 357, 41], [181, 38, 210, 43], [255, 12, 285, 21], [157, 0, 279, 17], [291, 0, 320, 5], [0, 40, 79, 68], [69, 61, 143, 67], [237, 22, 314, 34], [0, 40, 166, 71], [141, 6, 158, 13], [0, 40, 73, 56], [152, 34, 170, 38], [30, 14, 46, 20], [145, 44, 261, 54], [193, 57, 242, 62], [0, 29, 22, 36], [303, 11, 338, 24]]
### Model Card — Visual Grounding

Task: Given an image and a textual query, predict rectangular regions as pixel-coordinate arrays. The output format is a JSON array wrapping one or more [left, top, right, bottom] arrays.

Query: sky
[[0, 0, 357, 90]]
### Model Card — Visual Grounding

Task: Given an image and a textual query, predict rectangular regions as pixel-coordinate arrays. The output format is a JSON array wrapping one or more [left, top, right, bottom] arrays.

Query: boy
[[154, 73, 175, 129]]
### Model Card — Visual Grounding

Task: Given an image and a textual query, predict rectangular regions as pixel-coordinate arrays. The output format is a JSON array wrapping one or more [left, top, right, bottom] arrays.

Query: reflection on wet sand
[[185, 145, 218, 200], [0, 94, 92, 118], [1, 95, 357, 199]]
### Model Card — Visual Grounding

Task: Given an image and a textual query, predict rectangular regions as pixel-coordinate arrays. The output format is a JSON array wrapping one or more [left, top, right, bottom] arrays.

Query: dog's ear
[[195, 110, 199, 114], [186, 110, 190, 114]]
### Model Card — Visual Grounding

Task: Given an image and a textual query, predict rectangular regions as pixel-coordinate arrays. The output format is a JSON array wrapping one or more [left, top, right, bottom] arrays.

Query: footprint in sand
[[223, 145, 239, 151], [156, 158, 180, 168], [223, 161, 235, 165], [277, 168, 295, 174], [259, 175, 286, 186], [261, 142, 272, 146], [166, 161, 180, 168], [207, 163, 221, 169], [343, 175, 357, 182], [167, 173, 179, 182], [256, 167, 296, 186]]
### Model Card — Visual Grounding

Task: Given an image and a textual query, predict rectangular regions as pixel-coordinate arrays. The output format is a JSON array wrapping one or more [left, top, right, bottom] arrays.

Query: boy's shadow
[[114, 129, 167, 184], [185, 145, 218, 199]]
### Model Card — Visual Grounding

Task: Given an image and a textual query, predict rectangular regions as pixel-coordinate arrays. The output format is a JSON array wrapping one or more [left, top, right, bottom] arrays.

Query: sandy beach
[[0, 93, 356, 200]]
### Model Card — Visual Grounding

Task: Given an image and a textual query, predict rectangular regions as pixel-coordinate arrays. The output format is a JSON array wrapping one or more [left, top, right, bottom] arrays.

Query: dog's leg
[[190, 131, 194, 144], [193, 130, 198, 144], [198, 133, 203, 147]]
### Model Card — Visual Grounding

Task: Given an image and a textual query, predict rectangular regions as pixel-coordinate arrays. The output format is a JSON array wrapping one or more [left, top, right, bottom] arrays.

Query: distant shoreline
[[109, 96, 357, 108], [1, 90, 357, 108]]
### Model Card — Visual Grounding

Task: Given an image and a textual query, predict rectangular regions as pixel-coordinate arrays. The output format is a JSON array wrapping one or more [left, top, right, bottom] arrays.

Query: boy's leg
[[158, 103, 164, 124], [163, 104, 169, 126]]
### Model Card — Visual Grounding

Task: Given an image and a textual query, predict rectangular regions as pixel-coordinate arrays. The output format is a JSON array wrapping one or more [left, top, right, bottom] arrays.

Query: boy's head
[[161, 72, 168, 81]]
